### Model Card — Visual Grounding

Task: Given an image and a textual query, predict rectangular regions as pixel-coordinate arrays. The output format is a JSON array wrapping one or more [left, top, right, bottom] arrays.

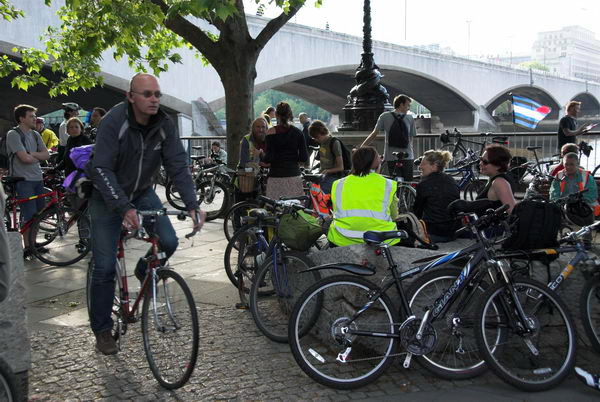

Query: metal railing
[[179, 131, 600, 172]]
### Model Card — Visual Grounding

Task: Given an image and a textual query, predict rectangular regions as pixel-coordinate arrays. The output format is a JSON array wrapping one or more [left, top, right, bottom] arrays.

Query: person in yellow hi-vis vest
[[328, 146, 400, 246]]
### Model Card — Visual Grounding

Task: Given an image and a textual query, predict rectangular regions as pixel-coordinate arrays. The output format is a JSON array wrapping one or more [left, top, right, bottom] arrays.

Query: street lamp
[[339, 0, 392, 131]]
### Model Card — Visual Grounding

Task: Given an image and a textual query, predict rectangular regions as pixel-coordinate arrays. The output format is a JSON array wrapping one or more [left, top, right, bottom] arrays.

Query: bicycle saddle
[[1, 176, 25, 185], [303, 174, 323, 184], [248, 208, 270, 219], [392, 151, 409, 159], [192, 145, 203, 150], [363, 230, 408, 245], [190, 155, 207, 161], [526, 146, 542, 151]]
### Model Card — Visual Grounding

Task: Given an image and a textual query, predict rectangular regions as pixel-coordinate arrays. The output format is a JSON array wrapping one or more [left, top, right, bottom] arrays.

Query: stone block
[[0, 231, 31, 374]]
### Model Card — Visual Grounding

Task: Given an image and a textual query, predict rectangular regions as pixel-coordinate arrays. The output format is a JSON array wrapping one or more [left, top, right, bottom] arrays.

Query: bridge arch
[[214, 64, 480, 128], [571, 92, 600, 117], [485, 85, 561, 122]]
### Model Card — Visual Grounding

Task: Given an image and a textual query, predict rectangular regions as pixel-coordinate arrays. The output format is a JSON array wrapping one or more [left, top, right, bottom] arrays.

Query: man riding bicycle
[[87, 73, 204, 355]]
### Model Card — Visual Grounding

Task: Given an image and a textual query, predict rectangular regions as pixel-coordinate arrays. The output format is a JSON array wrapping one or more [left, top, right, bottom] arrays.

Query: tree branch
[[253, 5, 302, 51], [147, 0, 220, 65]]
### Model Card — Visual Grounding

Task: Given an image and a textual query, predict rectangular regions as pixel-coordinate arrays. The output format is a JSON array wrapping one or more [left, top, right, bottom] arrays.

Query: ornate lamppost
[[339, 0, 392, 132]]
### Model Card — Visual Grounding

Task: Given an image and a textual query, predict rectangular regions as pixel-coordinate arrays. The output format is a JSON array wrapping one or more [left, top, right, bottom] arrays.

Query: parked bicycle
[[288, 205, 576, 391], [3, 173, 90, 266], [440, 128, 508, 171], [85, 209, 200, 389]]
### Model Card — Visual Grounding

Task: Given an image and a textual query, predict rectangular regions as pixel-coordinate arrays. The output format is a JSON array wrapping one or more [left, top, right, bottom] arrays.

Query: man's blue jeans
[[88, 188, 178, 333]]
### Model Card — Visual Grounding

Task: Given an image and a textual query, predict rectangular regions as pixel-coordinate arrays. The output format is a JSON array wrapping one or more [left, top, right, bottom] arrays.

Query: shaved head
[[127, 73, 161, 124], [129, 73, 158, 92]]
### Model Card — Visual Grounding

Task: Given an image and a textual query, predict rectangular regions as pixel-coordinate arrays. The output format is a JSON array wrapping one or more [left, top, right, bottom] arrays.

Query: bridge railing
[[180, 131, 600, 171]]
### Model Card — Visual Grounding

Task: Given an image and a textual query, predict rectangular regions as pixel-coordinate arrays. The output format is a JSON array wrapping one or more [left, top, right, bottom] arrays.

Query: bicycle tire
[[288, 275, 400, 389], [407, 267, 489, 380], [223, 200, 260, 244], [580, 276, 600, 353], [397, 185, 416, 213], [463, 179, 486, 201], [28, 205, 91, 266], [86, 258, 126, 343], [223, 222, 277, 289], [197, 180, 231, 221], [475, 278, 577, 392], [0, 358, 19, 402], [141, 269, 199, 389], [165, 180, 186, 211], [249, 250, 321, 343]]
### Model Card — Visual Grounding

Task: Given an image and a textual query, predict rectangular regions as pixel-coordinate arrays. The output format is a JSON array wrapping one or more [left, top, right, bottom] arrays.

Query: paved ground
[[22, 190, 600, 400]]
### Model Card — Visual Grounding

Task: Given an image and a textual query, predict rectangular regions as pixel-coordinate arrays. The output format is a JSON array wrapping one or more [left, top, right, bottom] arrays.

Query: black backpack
[[502, 199, 562, 252], [329, 137, 352, 172], [0, 128, 27, 171], [388, 113, 409, 148]]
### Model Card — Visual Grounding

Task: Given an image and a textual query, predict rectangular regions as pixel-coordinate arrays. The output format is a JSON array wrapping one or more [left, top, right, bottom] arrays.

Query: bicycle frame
[[5, 188, 60, 233], [250, 222, 293, 298], [445, 163, 477, 190]]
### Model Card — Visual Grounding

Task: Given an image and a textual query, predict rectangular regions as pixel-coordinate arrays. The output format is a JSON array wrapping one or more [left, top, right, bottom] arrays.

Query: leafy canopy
[[1, 0, 322, 97]]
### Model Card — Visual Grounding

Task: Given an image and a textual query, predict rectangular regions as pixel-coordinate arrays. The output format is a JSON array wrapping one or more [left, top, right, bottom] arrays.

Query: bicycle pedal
[[235, 302, 249, 310]]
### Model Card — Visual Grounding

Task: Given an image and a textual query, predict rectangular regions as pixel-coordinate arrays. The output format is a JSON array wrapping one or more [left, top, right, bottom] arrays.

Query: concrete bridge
[[1, 0, 599, 133]]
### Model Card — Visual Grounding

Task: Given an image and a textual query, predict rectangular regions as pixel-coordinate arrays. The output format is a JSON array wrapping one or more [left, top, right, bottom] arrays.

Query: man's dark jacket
[[87, 102, 198, 216]]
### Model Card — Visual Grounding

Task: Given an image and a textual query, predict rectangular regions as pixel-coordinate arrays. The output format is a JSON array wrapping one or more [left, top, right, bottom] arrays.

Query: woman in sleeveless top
[[263, 102, 308, 200], [476, 144, 517, 213]]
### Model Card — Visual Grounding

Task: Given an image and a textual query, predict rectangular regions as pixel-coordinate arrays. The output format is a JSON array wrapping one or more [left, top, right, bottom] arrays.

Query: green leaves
[[0, 0, 23, 21]]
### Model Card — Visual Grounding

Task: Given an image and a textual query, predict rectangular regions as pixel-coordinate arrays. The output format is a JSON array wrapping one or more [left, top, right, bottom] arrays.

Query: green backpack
[[278, 211, 324, 251]]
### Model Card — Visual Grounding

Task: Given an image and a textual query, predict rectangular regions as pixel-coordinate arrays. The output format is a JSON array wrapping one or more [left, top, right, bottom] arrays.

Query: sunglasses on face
[[130, 90, 163, 99], [480, 157, 491, 165]]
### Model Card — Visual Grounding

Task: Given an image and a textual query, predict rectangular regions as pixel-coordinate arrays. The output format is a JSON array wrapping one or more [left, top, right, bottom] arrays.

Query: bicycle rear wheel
[[29, 205, 91, 266], [197, 180, 230, 221], [475, 278, 577, 392], [165, 180, 186, 211], [581, 276, 600, 353], [249, 250, 321, 343], [397, 185, 416, 213], [407, 267, 489, 380], [288, 275, 400, 389], [142, 269, 199, 389]]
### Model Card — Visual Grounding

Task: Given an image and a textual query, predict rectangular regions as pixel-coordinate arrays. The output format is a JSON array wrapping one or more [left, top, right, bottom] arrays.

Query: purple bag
[[63, 144, 95, 192]]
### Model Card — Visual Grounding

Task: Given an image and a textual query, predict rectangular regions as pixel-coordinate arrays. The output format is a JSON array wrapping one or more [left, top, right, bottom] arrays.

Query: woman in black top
[[58, 117, 92, 176], [476, 144, 516, 212], [263, 102, 308, 200], [413, 150, 460, 243]]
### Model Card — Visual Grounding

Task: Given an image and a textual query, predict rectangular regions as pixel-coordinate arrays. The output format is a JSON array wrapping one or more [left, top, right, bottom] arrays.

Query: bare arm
[[31, 148, 50, 161], [15, 150, 38, 164], [360, 129, 379, 148], [490, 178, 517, 213], [325, 156, 344, 174]]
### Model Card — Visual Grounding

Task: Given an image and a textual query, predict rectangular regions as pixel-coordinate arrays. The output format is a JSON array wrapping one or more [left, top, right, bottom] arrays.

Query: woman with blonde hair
[[413, 149, 460, 243]]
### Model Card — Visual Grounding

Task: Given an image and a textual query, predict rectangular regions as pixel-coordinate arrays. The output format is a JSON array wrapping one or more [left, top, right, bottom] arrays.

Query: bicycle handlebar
[[135, 209, 201, 239]]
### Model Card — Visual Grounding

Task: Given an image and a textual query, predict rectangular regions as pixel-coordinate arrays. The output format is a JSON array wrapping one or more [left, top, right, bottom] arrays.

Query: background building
[[532, 26, 600, 83]]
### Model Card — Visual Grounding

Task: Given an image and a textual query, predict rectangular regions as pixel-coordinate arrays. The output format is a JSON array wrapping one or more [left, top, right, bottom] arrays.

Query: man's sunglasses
[[130, 90, 162, 99]]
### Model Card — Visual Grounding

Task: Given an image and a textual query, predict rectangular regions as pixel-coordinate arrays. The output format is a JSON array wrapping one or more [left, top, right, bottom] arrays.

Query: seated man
[[327, 146, 399, 247], [550, 152, 598, 209], [550, 143, 579, 176]]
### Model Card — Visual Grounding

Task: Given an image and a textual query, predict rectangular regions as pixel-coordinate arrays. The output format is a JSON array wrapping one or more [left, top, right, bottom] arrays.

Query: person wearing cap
[[35, 117, 59, 151]]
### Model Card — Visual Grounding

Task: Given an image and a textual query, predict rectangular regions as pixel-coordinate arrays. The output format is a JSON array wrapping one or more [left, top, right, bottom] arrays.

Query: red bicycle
[[2, 173, 90, 266], [86, 209, 200, 389]]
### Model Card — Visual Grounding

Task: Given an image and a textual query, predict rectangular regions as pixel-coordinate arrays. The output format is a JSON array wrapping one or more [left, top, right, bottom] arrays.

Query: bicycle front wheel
[[223, 200, 260, 244], [249, 250, 321, 343], [165, 180, 186, 211], [407, 267, 488, 380], [29, 206, 91, 266], [581, 276, 600, 353], [397, 185, 416, 213], [288, 275, 400, 389], [463, 179, 486, 201], [475, 278, 577, 392], [142, 269, 199, 389]]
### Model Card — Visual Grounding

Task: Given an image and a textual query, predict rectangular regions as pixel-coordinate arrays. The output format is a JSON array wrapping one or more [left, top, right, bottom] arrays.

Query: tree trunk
[[220, 65, 256, 169]]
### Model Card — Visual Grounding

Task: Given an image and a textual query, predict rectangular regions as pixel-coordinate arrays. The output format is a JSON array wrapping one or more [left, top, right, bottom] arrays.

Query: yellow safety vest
[[327, 173, 398, 246]]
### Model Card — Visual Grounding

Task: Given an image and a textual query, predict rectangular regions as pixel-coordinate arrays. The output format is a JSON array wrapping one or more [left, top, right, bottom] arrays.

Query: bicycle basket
[[279, 211, 323, 251]]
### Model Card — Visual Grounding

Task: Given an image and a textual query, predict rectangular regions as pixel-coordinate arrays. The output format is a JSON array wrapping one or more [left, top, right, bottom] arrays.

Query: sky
[[244, 0, 600, 57]]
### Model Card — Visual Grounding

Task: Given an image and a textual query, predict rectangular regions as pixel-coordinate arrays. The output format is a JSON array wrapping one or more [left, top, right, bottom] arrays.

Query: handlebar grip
[[257, 195, 276, 205]]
